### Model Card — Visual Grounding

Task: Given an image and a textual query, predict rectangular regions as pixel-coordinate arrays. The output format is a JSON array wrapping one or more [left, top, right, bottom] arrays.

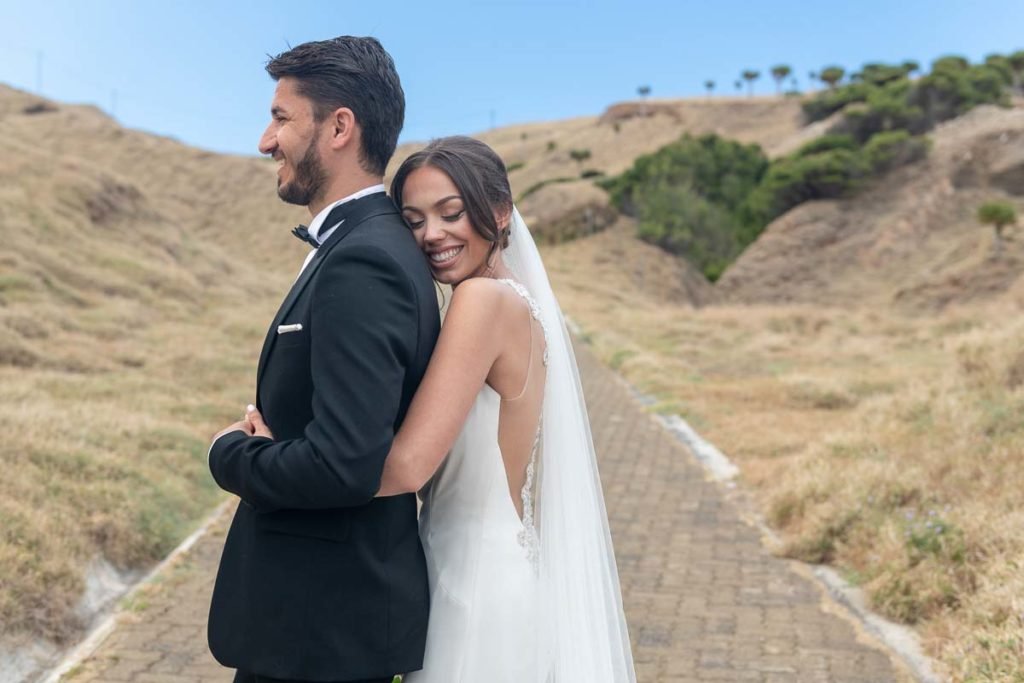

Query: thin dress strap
[[496, 278, 547, 567]]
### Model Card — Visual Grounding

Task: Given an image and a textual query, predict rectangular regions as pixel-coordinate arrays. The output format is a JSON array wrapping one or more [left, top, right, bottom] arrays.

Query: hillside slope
[[717, 104, 1024, 310], [390, 97, 808, 242], [0, 84, 303, 672]]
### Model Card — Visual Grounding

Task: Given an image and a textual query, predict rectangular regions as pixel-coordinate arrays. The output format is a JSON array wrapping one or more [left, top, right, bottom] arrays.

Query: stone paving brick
[[63, 343, 910, 682]]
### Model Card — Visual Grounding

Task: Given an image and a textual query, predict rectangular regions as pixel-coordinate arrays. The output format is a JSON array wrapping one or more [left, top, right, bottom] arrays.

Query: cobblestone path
[[62, 344, 908, 683]]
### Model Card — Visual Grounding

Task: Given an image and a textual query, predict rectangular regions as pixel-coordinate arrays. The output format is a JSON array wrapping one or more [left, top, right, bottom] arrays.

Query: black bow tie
[[292, 224, 319, 248]]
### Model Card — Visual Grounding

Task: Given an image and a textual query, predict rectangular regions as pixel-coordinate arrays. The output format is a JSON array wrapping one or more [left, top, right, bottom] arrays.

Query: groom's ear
[[326, 107, 358, 152]]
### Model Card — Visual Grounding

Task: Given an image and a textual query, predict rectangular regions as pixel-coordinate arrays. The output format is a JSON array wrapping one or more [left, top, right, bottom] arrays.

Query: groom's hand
[[212, 405, 258, 444], [212, 420, 252, 445], [244, 406, 275, 440]]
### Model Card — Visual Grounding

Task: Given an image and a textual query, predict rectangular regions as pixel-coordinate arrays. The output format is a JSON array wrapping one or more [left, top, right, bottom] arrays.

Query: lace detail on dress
[[498, 278, 547, 569], [498, 278, 549, 367]]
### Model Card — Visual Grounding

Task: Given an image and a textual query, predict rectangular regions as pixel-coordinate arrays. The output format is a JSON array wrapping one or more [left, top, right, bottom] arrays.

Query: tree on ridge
[[637, 84, 651, 117], [704, 80, 715, 99], [1008, 51, 1024, 93], [771, 64, 792, 94], [819, 66, 845, 89], [741, 70, 760, 96]]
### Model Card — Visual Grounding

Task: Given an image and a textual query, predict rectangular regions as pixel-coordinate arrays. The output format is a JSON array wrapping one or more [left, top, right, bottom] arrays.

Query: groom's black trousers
[[233, 671, 392, 683]]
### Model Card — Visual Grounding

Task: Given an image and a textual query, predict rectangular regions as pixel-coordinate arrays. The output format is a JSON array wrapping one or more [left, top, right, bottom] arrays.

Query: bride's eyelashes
[[401, 209, 465, 231]]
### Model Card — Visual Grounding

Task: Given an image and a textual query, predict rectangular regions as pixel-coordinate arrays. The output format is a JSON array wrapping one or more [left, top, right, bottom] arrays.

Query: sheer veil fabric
[[503, 208, 637, 682]]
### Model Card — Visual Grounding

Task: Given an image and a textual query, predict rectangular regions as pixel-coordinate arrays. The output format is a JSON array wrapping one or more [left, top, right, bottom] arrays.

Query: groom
[[207, 37, 439, 682]]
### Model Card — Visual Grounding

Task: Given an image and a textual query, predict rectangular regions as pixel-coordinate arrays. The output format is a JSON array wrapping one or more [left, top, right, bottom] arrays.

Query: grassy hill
[[717, 103, 1024, 309], [3, 76, 1024, 681], [0, 84, 305, 653]]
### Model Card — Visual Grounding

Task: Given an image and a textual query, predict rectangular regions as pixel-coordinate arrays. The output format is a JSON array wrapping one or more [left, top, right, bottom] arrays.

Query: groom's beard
[[278, 132, 328, 208]]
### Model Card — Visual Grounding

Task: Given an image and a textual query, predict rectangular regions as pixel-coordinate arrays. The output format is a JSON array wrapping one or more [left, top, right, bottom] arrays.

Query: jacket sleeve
[[209, 244, 417, 511]]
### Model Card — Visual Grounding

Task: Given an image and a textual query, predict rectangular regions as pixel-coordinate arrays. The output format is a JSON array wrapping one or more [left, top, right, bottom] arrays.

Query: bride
[[378, 136, 635, 682], [248, 135, 635, 681]]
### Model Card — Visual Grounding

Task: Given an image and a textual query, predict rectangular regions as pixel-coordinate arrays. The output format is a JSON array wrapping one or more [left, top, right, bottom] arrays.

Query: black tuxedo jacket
[[208, 193, 440, 681]]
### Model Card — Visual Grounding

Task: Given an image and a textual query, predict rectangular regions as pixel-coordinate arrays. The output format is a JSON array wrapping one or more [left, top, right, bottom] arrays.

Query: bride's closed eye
[[402, 209, 465, 230]]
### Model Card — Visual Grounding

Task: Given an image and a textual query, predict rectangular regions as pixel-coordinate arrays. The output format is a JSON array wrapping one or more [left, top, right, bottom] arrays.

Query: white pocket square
[[277, 323, 303, 334]]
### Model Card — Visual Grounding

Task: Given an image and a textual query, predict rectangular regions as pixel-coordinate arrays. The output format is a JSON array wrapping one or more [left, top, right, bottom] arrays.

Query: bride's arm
[[377, 278, 508, 496]]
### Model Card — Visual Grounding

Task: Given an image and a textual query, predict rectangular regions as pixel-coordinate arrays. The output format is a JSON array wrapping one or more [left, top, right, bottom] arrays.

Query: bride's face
[[400, 165, 495, 287]]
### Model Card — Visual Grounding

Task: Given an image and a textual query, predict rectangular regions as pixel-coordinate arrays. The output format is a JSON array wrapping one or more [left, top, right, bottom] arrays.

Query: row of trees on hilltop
[[701, 50, 1024, 99], [604, 51, 1021, 280], [704, 64, 847, 97]]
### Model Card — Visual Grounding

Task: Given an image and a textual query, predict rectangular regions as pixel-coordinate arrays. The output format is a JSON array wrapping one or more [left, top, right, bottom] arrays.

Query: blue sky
[[3, 0, 1023, 157]]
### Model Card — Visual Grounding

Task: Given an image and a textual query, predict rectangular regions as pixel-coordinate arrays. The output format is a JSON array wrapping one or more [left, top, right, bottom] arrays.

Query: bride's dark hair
[[390, 136, 514, 254]]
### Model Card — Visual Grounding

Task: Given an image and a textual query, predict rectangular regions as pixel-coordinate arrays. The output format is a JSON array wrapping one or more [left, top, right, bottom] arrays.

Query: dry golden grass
[[545, 228, 1024, 682], [0, 86, 305, 642]]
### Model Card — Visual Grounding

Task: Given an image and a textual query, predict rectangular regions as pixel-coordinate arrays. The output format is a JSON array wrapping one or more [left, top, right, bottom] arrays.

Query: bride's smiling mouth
[[428, 245, 464, 268]]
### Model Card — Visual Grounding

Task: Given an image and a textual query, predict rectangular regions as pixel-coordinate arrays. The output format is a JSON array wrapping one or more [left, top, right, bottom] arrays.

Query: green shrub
[[802, 82, 871, 122], [977, 200, 1017, 239], [600, 134, 768, 278], [863, 131, 930, 173], [908, 62, 1010, 125], [602, 133, 768, 216], [853, 62, 908, 86], [796, 134, 858, 157], [569, 149, 592, 165], [742, 148, 871, 225], [984, 54, 1015, 86], [804, 57, 1010, 135], [634, 183, 740, 281]]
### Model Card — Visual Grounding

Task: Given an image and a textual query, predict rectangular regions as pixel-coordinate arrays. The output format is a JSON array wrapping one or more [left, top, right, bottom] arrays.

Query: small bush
[[569, 149, 592, 165], [796, 134, 858, 157], [863, 130, 930, 173]]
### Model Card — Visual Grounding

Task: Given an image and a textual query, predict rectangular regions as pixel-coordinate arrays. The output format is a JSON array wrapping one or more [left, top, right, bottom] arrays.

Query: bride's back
[[486, 279, 547, 519]]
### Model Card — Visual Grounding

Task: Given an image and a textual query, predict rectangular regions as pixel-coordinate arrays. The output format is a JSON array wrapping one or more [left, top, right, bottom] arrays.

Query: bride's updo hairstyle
[[391, 136, 514, 257]]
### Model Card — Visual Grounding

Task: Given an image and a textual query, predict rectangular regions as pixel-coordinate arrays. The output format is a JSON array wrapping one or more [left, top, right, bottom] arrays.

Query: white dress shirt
[[298, 184, 386, 275]]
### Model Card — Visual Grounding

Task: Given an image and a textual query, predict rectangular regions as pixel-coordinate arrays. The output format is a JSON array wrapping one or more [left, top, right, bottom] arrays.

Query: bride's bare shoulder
[[447, 277, 516, 314]]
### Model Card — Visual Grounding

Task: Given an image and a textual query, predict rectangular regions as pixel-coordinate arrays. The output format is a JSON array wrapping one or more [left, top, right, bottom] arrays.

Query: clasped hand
[[213, 404, 275, 443]]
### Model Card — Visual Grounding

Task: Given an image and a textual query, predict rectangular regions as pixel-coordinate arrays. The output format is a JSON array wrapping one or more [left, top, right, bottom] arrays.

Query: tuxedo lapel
[[255, 194, 402, 398]]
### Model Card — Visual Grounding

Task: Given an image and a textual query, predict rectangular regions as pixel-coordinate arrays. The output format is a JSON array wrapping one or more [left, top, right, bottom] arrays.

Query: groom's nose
[[258, 124, 277, 156]]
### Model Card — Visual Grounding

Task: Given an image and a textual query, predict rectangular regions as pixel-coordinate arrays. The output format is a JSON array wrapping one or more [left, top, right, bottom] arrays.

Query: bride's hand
[[244, 405, 275, 440]]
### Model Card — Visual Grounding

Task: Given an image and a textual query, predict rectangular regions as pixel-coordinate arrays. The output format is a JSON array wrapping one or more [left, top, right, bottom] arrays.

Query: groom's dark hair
[[266, 36, 404, 176]]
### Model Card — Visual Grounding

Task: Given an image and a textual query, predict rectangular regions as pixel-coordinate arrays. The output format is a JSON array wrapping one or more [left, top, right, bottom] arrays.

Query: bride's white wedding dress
[[406, 210, 635, 682], [406, 279, 544, 682]]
